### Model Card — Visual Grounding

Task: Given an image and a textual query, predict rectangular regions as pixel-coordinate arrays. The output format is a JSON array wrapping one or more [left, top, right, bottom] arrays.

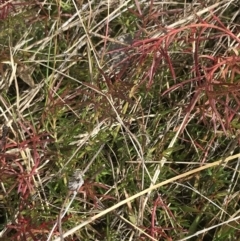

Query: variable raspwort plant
[[0, 0, 240, 240], [97, 1, 240, 240], [0, 121, 54, 240], [108, 9, 240, 135]]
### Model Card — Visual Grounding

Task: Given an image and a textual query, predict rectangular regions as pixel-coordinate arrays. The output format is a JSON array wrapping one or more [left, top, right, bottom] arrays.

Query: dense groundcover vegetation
[[0, 0, 240, 240]]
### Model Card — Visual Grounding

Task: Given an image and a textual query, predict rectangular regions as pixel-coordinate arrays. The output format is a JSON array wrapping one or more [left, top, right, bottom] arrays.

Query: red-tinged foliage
[[0, 0, 30, 19], [0, 121, 54, 239], [7, 213, 54, 240], [115, 20, 240, 133], [105, 5, 240, 132], [79, 178, 115, 208], [138, 194, 188, 240]]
